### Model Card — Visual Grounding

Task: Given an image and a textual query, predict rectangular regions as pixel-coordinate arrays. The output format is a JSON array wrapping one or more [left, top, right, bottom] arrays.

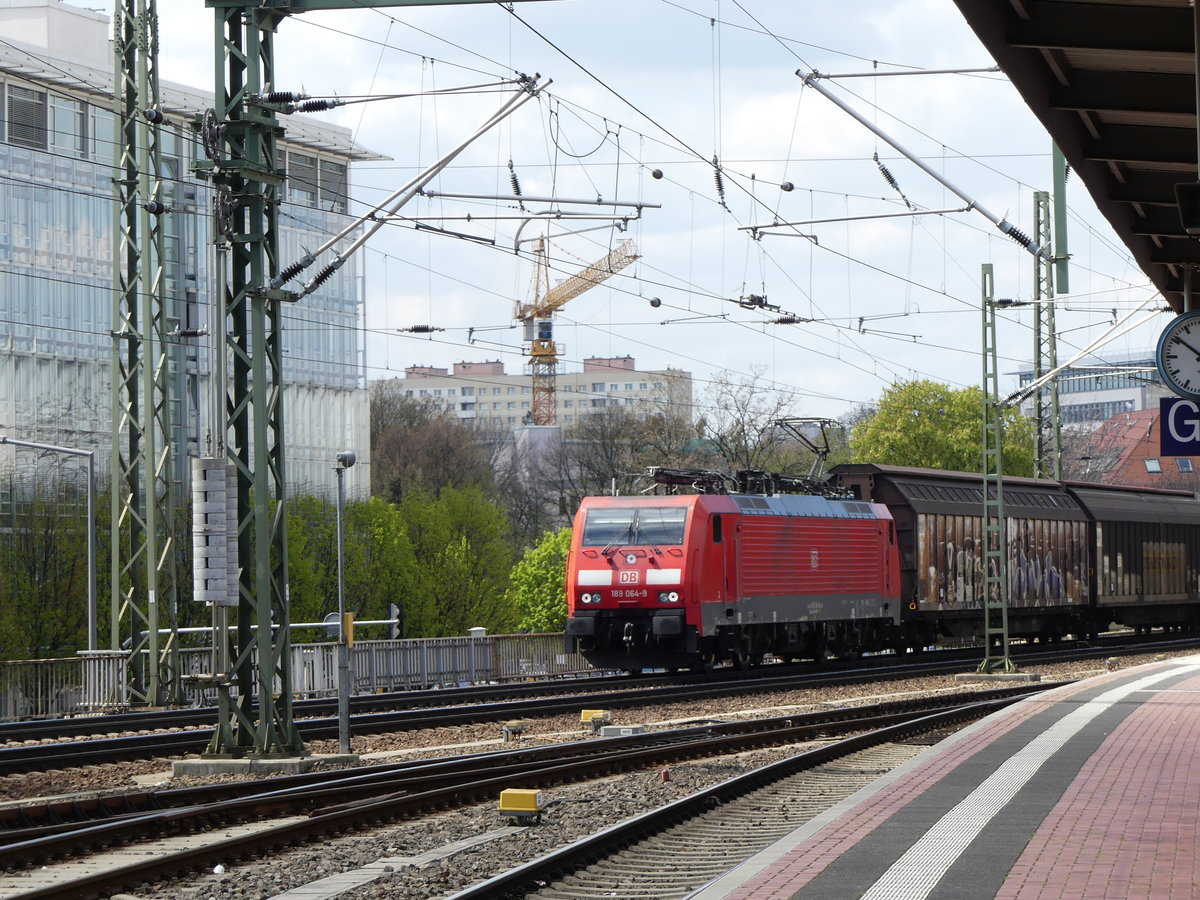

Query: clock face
[[1157, 311, 1200, 399]]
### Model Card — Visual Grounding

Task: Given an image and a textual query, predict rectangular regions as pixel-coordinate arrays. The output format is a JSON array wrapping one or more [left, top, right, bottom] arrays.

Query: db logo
[[619, 571, 640, 584]]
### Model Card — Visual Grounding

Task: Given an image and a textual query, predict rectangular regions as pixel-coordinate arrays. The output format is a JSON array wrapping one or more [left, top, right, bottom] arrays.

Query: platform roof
[[952, 0, 1199, 312]]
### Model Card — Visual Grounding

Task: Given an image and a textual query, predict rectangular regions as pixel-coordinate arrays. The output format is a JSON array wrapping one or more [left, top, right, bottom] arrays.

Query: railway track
[[0, 685, 1048, 899], [443, 711, 984, 900], [0, 634, 1187, 776]]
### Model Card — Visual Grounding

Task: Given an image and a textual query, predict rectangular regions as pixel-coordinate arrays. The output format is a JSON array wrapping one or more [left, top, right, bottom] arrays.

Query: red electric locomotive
[[565, 482, 901, 672]]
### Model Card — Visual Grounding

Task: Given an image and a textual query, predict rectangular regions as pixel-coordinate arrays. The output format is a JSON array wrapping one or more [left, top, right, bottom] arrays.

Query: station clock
[[1156, 311, 1200, 400]]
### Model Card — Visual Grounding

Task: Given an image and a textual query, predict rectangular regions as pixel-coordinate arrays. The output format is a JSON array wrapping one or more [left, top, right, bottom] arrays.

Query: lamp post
[[334, 450, 356, 755], [0, 436, 96, 651]]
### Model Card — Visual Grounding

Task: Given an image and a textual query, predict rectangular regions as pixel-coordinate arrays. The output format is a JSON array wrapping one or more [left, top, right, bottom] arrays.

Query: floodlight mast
[[199, 0, 556, 759]]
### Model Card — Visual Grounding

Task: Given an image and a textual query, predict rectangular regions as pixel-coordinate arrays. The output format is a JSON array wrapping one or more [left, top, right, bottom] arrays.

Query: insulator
[[275, 260, 306, 286], [261, 91, 305, 104], [143, 108, 165, 125], [713, 156, 726, 206], [780, 181, 794, 192], [305, 264, 336, 293], [143, 200, 169, 215], [874, 153, 900, 191], [1006, 226, 1034, 249], [407, 325, 438, 333], [295, 99, 340, 113], [651, 168, 664, 180], [649, 297, 662, 308], [775, 316, 801, 325], [510, 171, 522, 197]]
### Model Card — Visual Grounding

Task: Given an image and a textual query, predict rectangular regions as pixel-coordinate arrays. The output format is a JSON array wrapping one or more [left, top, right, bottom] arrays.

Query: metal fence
[[0, 633, 595, 720]]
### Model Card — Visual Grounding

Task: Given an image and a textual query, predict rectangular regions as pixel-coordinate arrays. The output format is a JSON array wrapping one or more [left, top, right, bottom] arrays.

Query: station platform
[[689, 653, 1200, 900]]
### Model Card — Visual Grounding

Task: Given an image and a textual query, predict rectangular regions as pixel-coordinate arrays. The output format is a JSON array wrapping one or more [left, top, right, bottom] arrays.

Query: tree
[[507, 527, 573, 632], [397, 485, 518, 635], [369, 384, 496, 504], [551, 408, 649, 511], [850, 379, 1035, 476], [0, 468, 90, 658], [697, 367, 804, 473], [286, 494, 417, 639]]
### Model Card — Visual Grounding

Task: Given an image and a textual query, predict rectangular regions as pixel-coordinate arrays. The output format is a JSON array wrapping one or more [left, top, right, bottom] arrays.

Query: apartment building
[[385, 356, 693, 429]]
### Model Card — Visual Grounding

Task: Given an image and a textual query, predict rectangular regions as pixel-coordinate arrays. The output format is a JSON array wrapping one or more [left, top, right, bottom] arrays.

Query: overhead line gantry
[[194, 0, 554, 757]]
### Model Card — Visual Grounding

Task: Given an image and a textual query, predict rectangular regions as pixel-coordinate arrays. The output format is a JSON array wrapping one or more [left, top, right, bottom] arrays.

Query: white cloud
[[143, 0, 1160, 418]]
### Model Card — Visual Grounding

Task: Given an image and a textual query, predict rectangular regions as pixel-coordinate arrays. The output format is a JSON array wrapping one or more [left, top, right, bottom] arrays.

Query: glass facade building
[[0, 2, 371, 497]]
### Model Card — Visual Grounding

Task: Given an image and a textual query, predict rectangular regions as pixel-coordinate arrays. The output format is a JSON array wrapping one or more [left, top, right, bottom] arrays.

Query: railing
[[0, 633, 595, 720], [0, 651, 128, 719]]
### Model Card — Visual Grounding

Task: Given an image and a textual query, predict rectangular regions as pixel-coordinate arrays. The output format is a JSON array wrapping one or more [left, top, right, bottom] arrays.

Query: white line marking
[[860, 660, 1200, 900]]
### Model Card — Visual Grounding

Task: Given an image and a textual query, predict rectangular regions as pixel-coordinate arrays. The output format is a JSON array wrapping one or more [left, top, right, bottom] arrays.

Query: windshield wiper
[[601, 517, 635, 556]]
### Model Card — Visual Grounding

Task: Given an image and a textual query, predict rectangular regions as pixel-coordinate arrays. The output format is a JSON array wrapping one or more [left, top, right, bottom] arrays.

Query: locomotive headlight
[[657, 591, 680, 603], [579, 592, 601, 604]]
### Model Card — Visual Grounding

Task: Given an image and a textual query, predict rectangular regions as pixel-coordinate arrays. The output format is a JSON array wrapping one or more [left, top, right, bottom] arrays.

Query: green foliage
[[507, 527, 573, 633], [850, 380, 1035, 476], [286, 494, 417, 640], [0, 472, 93, 658], [397, 485, 518, 636]]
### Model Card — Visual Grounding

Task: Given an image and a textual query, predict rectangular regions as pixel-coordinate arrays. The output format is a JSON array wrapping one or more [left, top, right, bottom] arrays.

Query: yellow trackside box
[[499, 789, 545, 824], [581, 709, 611, 725]]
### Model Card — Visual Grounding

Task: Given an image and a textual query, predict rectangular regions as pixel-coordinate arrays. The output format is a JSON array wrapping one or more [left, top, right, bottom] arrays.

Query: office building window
[[319, 159, 347, 212], [88, 105, 113, 161], [288, 151, 318, 206], [1144, 459, 1162, 474], [1177, 459, 1194, 474], [592, 382, 605, 392], [8, 85, 47, 150], [50, 96, 85, 158]]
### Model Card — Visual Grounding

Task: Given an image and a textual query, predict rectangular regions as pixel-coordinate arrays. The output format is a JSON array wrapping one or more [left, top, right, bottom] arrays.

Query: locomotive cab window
[[582, 507, 687, 547], [712, 514, 723, 543]]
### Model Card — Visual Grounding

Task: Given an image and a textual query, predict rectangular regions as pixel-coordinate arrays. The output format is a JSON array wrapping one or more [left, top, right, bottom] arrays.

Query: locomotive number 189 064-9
[[612, 589, 649, 599]]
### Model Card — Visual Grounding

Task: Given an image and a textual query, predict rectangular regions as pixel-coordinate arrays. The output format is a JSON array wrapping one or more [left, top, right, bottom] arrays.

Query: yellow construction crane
[[515, 238, 639, 425]]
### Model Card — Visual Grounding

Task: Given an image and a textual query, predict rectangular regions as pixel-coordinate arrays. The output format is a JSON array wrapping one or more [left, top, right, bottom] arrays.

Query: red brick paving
[[719, 671, 1170, 900], [996, 670, 1200, 900]]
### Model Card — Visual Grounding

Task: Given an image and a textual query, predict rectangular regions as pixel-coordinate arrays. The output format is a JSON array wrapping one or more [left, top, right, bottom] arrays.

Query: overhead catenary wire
[[7, 5, 1162, 420]]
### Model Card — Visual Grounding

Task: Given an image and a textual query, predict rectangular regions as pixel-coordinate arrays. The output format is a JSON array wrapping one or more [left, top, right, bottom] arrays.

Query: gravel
[[4, 651, 1190, 900]]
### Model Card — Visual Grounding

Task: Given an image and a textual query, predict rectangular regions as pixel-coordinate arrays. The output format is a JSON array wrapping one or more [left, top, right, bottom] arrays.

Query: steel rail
[[0, 634, 1188, 773], [0, 688, 1051, 898], [442, 698, 1025, 899]]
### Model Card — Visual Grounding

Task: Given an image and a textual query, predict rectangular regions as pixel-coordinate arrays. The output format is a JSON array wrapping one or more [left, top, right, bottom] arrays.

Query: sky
[[139, 0, 1161, 422]]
